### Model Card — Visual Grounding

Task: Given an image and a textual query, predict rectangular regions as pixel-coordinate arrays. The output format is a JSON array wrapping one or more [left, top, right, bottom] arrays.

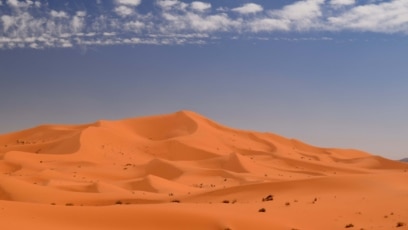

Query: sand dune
[[1, 110, 407, 229]]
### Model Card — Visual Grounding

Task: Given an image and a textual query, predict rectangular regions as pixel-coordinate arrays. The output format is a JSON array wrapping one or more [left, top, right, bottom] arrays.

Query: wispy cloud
[[190, 1, 211, 12], [327, 0, 408, 33], [116, 0, 141, 6], [232, 3, 263, 14], [330, 0, 356, 7], [0, 0, 408, 49]]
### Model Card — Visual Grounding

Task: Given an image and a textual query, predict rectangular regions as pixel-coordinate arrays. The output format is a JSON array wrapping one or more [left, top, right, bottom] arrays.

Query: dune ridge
[[1, 110, 407, 230]]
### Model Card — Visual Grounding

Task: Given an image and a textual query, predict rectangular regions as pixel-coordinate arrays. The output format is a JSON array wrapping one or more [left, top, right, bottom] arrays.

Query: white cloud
[[61, 40, 73, 47], [76, 11, 87, 17], [275, 0, 324, 21], [6, 0, 19, 7], [85, 32, 96, 37], [232, 3, 263, 14], [328, 0, 408, 33], [159, 8, 239, 33], [124, 20, 145, 31], [187, 13, 236, 32], [103, 32, 116, 36], [190, 1, 211, 12], [116, 0, 141, 6], [114, 5, 134, 16], [249, 18, 290, 32], [216, 7, 228, 12], [271, 0, 324, 30], [29, 42, 39, 49], [1, 15, 14, 31], [157, 0, 178, 9], [157, 0, 188, 11], [71, 12, 85, 32], [6, 0, 34, 8], [50, 10, 68, 18], [331, 0, 356, 7]]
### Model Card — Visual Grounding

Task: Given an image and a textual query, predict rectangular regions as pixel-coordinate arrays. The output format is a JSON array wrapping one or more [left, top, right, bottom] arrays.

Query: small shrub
[[262, 195, 273, 202], [345, 223, 354, 228], [222, 200, 230, 204], [115, 200, 123, 205], [65, 203, 74, 206], [171, 199, 180, 203], [258, 208, 266, 212], [285, 202, 290, 206], [396, 222, 405, 227]]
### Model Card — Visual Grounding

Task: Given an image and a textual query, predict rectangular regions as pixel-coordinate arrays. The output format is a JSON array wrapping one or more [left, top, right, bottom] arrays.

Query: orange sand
[[0, 110, 407, 229]]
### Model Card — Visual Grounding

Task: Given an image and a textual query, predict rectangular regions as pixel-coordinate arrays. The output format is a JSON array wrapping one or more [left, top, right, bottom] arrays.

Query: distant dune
[[1, 110, 407, 230], [400, 158, 408, 162]]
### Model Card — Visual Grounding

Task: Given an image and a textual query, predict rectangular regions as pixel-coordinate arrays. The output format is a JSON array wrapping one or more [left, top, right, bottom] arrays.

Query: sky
[[1, 0, 408, 160]]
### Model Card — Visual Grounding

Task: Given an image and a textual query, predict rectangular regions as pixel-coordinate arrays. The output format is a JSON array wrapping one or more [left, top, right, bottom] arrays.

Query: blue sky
[[1, 0, 408, 159]]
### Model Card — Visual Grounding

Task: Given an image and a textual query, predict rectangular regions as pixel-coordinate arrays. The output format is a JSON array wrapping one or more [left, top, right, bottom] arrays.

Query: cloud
[[186, 13, 237, 32], [271, 0, 324, 30], [116, 0, 141, 6], [114, 5, 134, 16], [248, 18, 290, 32], [328, 0, 408, 33], [71, 11, 86, 33], [160, 11, 232, 32], [50, 10, 69, 18], [232, 3, 263, 14], [275, 0, 324, 21], [114, 0, 141, 16], [76, 11, 87, 17], [190, 1, 211, 12], [124, 20, 145, 31], [1, 15, 14, 31], [331, 0, 356, 7], [6, 0, 37, 8], [1, 0, 408, 49], [6, 0, 19, 7], [157, 0, 188, 11]]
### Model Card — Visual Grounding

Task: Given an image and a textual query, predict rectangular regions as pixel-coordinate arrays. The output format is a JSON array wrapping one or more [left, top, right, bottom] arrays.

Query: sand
[[0, 110, 407, 230]]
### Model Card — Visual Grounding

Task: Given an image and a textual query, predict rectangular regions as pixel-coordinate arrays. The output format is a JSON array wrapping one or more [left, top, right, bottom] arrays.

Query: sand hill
[[1, 110, 407, 230]]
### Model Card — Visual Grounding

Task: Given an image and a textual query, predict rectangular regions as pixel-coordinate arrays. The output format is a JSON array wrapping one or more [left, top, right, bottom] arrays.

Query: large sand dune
[[1, 110, 407, 229]]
